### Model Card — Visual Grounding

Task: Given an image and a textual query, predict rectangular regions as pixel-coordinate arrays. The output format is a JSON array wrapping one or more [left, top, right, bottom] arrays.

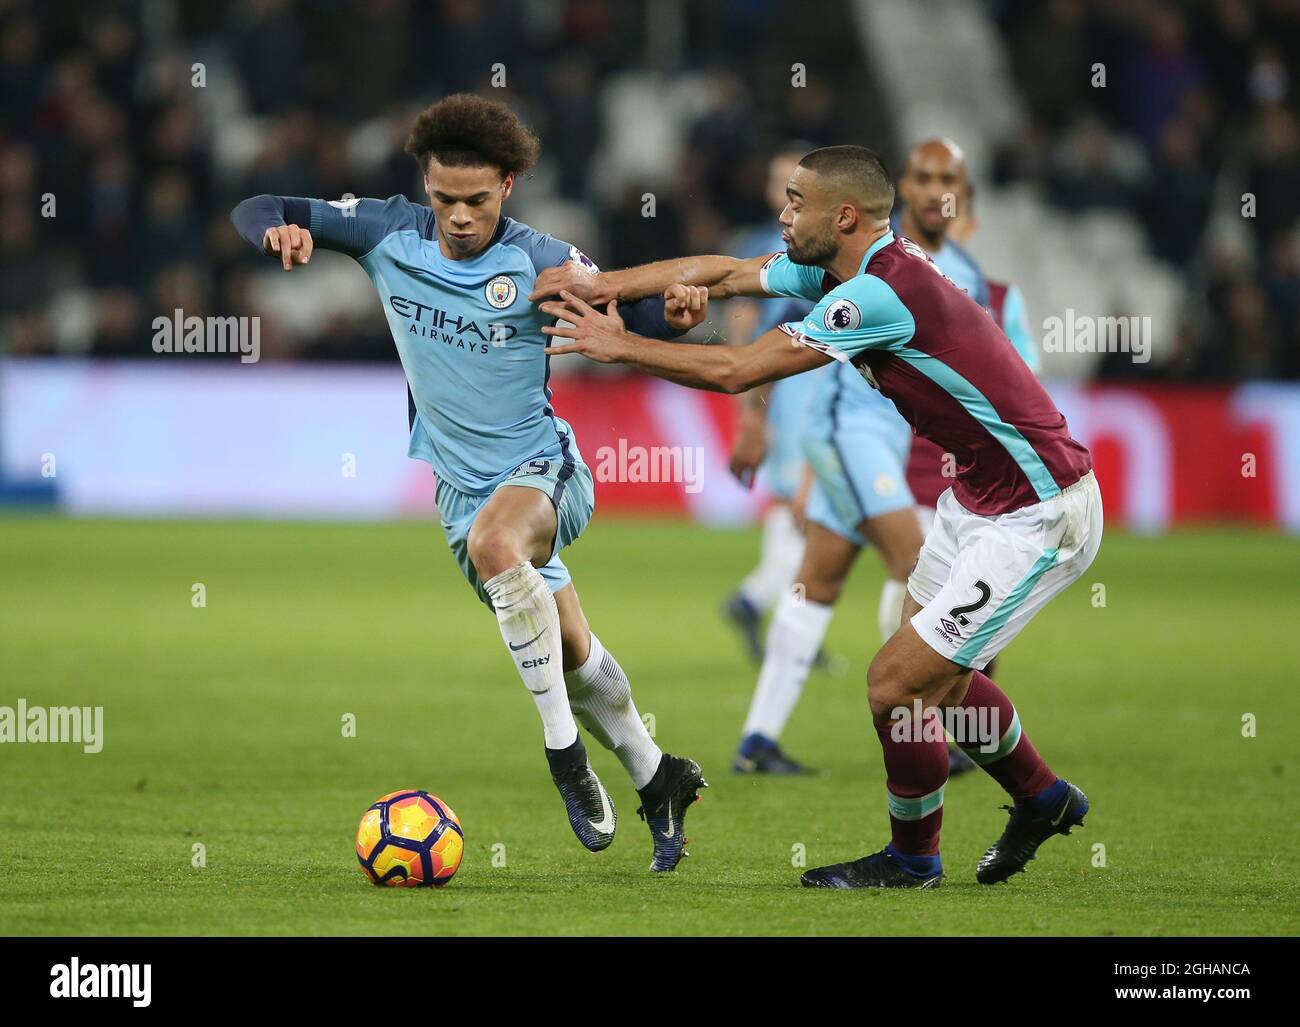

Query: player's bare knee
[[798, 561, 848, 605], [867, 647, 926, 720], [467, 525, 528, 580], [801, 576, 843, 605]]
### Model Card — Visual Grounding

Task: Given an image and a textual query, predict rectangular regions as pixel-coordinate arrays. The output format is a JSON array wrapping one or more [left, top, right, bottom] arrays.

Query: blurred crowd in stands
[[994, 0, 1300, 379], [2, 0, 1297, 381], [0, 0, 873, 362]]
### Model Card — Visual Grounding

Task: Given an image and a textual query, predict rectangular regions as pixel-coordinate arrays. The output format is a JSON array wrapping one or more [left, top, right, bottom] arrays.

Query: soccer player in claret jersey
[[895, 140, 1042, 776], [534, 145, 1102, 888], [231, 94, 708, 873]]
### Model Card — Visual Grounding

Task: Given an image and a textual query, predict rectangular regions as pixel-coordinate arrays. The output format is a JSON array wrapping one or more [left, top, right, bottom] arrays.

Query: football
[[355, 790, 464, 888]]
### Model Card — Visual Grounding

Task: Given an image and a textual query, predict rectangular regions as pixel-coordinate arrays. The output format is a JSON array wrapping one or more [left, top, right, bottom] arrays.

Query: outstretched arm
[[231, 193, 414, 269], [540, 291, 830, 394], [530, 252, 775, 306]]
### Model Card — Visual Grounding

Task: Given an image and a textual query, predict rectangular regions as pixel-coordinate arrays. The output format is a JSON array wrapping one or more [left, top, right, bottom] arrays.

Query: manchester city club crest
[[484, 275, 517, 309]]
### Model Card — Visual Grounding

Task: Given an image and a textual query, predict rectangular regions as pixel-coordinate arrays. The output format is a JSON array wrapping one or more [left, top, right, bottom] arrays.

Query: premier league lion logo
[[823, 298, 861, 332]]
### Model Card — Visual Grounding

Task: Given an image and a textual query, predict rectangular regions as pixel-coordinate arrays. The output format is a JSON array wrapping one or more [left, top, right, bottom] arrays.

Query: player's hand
[[263, 225, 313, 271], [530, 263, 611, 305], [729, 408, 767, 487], [664, 284, 708, 331], [540, 291, 630, 364]]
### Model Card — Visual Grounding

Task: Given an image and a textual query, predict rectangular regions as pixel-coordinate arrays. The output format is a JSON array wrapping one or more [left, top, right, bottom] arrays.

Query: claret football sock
[[874, 709, 949, 856], [564, 632, 662, 790], [485, 562, 577, 751], [950, 670, 1056, 799], [740, 594, 833, 742]]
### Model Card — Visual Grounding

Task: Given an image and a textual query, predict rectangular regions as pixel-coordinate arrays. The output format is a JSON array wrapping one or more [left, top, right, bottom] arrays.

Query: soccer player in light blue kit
[[723, 147, 822, 663], [231, 95, 707, 872]]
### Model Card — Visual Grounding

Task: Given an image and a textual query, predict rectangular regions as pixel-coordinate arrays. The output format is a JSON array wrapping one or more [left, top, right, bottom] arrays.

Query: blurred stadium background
[[2, 0, 1299, 530], [4, 0, 1300, 941]]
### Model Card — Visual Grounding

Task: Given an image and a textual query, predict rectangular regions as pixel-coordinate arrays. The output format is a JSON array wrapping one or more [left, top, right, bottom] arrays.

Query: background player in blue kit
[[723, 147, 821, 663], [231, 94, 707, 873]]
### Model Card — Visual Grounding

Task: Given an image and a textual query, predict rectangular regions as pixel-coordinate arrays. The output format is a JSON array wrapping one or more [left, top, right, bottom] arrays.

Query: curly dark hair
[[404, 93, 541, 177]]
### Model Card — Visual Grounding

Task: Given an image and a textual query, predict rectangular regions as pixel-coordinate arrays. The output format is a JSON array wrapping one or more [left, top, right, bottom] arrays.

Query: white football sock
[[878, 578, 908, 642], [484, 562, 577, 750], [738, 504, 806, 612], [565, 633, 663, 789], [741, 595, 834, 741]]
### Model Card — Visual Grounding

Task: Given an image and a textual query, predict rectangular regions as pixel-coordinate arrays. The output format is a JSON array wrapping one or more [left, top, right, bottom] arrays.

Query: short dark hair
[[404, 93, 541, 177], [798, 145, 895, 219]]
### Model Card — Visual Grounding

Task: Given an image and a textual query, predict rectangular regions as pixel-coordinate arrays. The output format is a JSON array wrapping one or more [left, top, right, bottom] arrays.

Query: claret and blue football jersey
[[760, 232, 1091, 515]]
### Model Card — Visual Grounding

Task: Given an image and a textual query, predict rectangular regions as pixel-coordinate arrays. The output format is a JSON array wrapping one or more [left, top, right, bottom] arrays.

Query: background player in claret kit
[[946, 180, 1036, 373], [231, 94, 708, 873], [721, 146, 821, 666], [897, 140, 1040, 541], [534, 145, 1103, 889], [895, 141, 1043, 775]]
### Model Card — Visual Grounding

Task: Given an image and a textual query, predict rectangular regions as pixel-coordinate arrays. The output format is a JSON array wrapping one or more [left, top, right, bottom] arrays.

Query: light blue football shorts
[[436, 456, 596, 607], [801, 412, 915, 547], [761, 372, 818, 501]]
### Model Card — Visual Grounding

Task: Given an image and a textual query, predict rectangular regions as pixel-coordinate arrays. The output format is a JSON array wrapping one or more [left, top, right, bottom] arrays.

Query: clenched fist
[[664, 283, 709, 331]]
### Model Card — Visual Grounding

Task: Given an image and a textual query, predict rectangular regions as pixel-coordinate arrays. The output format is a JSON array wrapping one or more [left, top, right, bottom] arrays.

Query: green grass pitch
[[1, 513, 1297, 936]]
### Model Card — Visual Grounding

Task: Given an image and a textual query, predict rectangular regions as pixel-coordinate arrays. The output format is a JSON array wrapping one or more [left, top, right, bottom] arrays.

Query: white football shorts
[[908, 471, 1103, 670]]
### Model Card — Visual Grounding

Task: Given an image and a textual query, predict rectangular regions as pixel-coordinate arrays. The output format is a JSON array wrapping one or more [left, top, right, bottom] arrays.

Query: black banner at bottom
[[0, 935, 1288, 1013]]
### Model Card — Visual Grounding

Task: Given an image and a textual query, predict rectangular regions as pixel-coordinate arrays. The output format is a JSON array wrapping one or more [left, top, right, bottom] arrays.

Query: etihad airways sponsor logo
[[389, 295, 518, 351]]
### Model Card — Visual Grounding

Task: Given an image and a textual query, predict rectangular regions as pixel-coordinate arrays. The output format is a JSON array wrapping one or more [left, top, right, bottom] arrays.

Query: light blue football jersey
[[997, 281, 1040, 372], [304, 194, 593, 496], [736, 226, 821, 497]]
